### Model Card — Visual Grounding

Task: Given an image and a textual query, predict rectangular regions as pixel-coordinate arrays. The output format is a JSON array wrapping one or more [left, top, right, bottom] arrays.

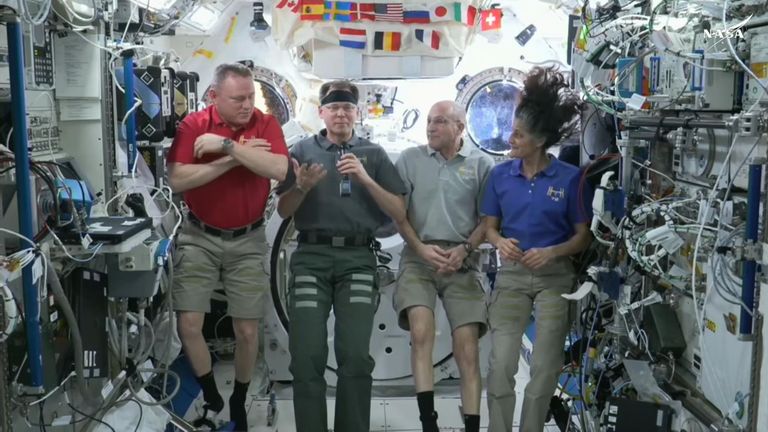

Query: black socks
[[417, 391, 439, 432], [195, 371, 224, 413], [229, 380, 250, 431], [464, 414, 480, 432]]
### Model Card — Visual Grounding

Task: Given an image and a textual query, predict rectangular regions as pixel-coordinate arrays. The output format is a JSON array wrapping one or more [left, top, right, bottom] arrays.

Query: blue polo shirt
[[481, 157, 592, 251]]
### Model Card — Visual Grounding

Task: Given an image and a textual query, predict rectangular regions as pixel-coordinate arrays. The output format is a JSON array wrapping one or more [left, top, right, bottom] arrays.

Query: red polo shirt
[[167, 105, 288, 229]]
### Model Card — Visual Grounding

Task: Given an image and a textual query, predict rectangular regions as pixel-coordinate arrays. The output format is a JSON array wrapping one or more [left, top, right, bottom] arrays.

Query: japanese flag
[[429, 4, 452, 22]]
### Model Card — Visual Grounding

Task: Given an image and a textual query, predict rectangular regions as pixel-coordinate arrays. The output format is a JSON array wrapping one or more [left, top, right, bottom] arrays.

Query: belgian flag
[[373, 31, 401, 51]]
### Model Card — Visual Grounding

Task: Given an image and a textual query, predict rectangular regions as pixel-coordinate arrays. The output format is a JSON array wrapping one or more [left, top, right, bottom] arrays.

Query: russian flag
[[403, 9, 430, 24], [339, 27, 366, 49], [415, 29, 440, 50]]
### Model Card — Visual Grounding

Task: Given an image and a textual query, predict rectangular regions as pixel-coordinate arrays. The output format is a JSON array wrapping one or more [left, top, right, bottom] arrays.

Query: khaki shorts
[[172, 222, 269, 319], [394, 243, 488, 337]]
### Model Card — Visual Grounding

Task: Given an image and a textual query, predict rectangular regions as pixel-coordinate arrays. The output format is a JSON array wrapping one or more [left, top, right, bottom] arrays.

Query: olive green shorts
[[172, 222, 269, 319], [393, 243, 488, 337]]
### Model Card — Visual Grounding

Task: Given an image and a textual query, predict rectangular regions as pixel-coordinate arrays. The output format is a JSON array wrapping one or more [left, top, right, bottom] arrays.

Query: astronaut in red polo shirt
[[167, 62, 289, 431]]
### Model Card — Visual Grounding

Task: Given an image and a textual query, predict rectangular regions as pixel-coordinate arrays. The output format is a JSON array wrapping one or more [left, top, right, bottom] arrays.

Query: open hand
[[292, 158, 327, 192]]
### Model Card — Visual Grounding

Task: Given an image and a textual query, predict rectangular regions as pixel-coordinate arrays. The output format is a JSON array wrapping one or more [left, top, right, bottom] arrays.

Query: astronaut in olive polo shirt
[[275, 80, 407, 432], [393, 100, 494, 432]]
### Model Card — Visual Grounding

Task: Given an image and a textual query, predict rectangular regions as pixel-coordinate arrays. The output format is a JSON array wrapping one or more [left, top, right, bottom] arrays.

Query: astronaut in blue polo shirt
[[481, 67, 593, 432]]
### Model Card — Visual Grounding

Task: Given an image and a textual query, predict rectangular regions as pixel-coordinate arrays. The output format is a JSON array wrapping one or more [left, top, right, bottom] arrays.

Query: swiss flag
[[429, 4, 452, 22], [480, 8, 502, 31]]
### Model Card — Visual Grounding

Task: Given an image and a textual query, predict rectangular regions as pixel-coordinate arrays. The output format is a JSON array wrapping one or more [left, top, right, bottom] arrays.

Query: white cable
[[26, 372, 75, 406], [631, 159, 676, 189], [690, 130, 750, 401], [121, 3, 138, 44], [724, 0, 768, 101], [0, 283, 19, 341], [3, 126, 13, 157], [47, 228, 102, 263], [0, 228, 37, 249], [18, 0, 52, 26], [60, 0, 97, 22]]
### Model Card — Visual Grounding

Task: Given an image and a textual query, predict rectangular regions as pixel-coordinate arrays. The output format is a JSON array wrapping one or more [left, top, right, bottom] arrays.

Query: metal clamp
[[737, 112, 762, 136], [744, 241, 762, 262]]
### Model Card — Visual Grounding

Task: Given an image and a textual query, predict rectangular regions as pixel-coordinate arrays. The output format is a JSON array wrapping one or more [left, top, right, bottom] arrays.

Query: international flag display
[[429, 4, 453, 22], [454, 2, 477, 26], [403, 9, 430, 24], [414, 29, 440, 50], [275, 0, 300, 13], [339, 27, 366, 49], [374, 3, 403, 22], [351, 3, 375, 20], [300, 0, 324, 20], [480, 8, 502, 31], [373, 31, 402, 51], [324, 1, 353, 21]]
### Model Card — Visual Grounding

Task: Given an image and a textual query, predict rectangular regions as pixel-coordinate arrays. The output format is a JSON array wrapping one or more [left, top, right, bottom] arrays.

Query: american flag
[[374, 3, 403, 22]]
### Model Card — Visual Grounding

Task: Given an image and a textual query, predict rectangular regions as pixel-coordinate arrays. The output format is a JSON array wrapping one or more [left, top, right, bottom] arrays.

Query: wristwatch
[[221, 138, 234, 154], [462, 242, 473, 254]]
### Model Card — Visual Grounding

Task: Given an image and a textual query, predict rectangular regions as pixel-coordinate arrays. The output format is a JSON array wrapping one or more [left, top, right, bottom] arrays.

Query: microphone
[[338, 143, 352, 197]]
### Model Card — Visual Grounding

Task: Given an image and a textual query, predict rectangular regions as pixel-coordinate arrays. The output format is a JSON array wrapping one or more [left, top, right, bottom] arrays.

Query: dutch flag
[[339, 27, 367, 49]]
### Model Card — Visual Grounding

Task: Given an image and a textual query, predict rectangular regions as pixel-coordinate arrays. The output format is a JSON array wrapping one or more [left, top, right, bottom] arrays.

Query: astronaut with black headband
[[274, 80, 408, 432]]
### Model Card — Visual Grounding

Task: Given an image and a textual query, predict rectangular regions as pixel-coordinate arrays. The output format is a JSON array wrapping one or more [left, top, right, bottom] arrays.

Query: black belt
[[298, 232, 374, 247], [188, 213, 263, 240]]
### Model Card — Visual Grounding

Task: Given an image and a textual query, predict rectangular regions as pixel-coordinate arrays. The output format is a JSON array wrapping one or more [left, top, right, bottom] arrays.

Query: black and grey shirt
[[276, 130, 407, 235]]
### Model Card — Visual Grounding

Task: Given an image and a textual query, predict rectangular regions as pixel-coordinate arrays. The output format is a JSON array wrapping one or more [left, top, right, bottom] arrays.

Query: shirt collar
[[509, 155, 558, 177], [317, 129, 359, 150], [458, 138, 472, 157], [212, 106, 261, 129]]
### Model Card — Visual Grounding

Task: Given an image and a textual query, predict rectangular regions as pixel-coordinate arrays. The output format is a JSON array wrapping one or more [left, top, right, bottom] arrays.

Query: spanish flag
[[300, 0, 324, 21], [373, 31, 401, 52]]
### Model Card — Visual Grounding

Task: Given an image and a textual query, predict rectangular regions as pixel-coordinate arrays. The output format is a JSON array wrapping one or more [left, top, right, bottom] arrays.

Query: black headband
[[321, 89, 358, 106]]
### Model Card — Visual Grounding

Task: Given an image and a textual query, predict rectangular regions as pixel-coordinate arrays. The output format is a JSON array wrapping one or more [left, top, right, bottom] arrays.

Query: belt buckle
[[220, 229, 236, 241], [331, 236, 345, 247]]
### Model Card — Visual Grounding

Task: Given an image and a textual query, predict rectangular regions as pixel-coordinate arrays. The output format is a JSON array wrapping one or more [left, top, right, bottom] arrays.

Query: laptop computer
[[60, 216, 152, 245]]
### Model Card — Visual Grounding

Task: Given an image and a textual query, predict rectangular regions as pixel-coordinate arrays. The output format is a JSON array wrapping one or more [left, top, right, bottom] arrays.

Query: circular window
[[466, 82, 520, 154], [201, 64, 297, 125], [254, 80, 292, 125], [455, 67, 526, 155]]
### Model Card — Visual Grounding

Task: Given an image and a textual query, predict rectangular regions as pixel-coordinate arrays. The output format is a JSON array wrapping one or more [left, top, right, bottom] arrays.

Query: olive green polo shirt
[[396, 141, 494, 242]]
